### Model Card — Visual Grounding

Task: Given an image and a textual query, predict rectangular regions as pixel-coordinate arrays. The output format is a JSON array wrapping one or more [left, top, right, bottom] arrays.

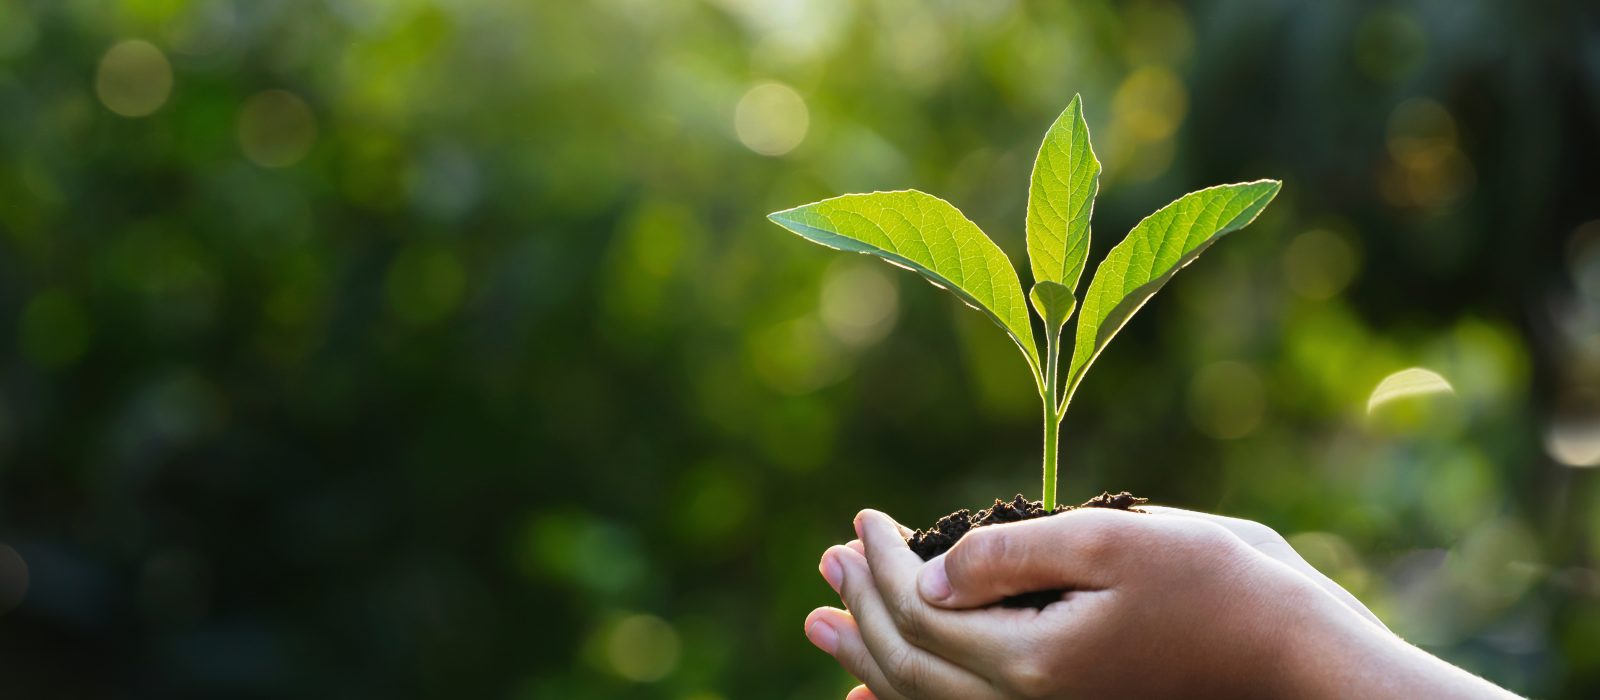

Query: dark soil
[[906, 492, 1148, 609]]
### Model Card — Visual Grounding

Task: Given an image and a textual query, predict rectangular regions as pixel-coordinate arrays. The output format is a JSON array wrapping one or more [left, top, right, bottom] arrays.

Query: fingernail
[[806, 619, 839, 654], [918, 558, 951, 602], [853, 512, 867, 540], [819, 552, 844, 593]]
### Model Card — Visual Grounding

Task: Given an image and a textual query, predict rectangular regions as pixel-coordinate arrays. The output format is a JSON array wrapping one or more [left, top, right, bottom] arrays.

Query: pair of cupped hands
[[805, 504, 1516, 699]]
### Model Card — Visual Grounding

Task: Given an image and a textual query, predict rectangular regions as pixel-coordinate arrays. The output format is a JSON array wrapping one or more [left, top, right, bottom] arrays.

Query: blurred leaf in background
[[0, 0, 1598, 698]]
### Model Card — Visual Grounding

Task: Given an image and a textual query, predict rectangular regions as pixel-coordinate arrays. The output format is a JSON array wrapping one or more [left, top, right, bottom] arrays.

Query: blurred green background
[[1, 0, 1599, 697]]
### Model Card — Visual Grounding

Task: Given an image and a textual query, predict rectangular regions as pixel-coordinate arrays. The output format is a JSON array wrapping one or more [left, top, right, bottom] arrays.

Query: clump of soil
[[907, 492, 1148, 608]]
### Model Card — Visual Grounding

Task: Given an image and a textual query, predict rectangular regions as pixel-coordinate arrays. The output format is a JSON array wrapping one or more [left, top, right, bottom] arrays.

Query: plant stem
[[1041, 326, 1062, 509]]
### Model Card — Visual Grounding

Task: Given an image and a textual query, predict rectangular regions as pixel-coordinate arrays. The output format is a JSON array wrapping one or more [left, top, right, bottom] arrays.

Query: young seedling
[[767, 95, 1280, 510]]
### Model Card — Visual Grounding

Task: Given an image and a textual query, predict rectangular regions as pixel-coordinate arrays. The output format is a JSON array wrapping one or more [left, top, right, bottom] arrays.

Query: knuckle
[[1192, 520, 1243, 550], [1075, 515, 1128, 562], [964, 527, 1013, 569], [1241, 519, 1287, 546], [1004, 658, 1056, 698]]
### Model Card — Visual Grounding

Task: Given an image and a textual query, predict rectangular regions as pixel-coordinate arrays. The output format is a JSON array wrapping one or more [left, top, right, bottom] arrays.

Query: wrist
[[1266, 579, 1392, 698], [1270, 585, 1515, 699]]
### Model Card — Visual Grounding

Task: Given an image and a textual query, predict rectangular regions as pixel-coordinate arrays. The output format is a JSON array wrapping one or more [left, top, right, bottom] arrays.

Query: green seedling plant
[[767, 95, 1281, 509]]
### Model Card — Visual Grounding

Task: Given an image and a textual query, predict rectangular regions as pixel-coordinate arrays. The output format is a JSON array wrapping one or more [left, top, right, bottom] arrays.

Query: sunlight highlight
[[735, 82, 809, 156], [1366, 367, 1455, 415], [96, 40, 173, 117]]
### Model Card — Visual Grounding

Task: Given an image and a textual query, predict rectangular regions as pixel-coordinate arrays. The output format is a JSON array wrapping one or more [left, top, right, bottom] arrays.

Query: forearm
[[1278, 588, 1518, 699]]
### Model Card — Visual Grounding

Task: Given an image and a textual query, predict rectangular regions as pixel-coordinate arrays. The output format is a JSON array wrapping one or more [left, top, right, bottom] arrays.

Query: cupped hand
[[805, 506, 1515, 699]]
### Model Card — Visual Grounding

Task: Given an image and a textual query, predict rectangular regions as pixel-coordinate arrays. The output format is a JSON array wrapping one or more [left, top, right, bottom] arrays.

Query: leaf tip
[[766, 205, 806, 229]]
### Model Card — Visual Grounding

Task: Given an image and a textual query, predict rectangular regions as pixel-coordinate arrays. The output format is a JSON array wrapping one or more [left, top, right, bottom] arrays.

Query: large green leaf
[[1065, 180, 1282, 394], [768, 190, 1040, 374], [1026, 94, 1101, 296]]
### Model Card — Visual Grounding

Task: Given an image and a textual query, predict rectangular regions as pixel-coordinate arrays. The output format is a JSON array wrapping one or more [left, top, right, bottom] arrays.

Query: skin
[[804, 506, 1519, 700]]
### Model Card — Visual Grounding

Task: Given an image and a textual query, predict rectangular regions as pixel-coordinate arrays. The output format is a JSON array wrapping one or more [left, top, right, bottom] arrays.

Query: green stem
[[1041, 326, 1062, 509]]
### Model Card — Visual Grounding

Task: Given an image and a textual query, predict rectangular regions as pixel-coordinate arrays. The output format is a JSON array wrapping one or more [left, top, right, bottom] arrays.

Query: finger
[[819, 541, 869, 597], [1142, 507, 1387, 629], [846, 685, 878, 700], [855, 511, 1005, 650], [843, 539, 1118, 699], [858, 509, 1102, 680], [919, 507, 1135, 609], [805, 607, 908, 700], [827, 544, 999, 699], [852, 513, 914, 540], [856, 510, 929, 631]]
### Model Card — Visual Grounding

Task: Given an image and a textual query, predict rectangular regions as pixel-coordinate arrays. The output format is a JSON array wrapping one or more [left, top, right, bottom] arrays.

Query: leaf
[[768, 190, 1040, 374], [1026, 94, 1101, 295], [1029, 281, 1076, 333], [1065, 180, 1282, 392]]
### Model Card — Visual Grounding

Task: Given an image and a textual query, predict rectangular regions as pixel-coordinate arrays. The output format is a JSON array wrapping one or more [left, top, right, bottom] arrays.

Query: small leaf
[[1066, 180, 1282, 393], [768, 190, 1040, 373], [1026, 94, 1101, 294], [1029, 281, 1076, 332]]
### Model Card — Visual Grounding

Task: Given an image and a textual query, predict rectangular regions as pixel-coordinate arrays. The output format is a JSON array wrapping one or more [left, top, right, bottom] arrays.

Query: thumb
[[916, 508, 1135, 609]]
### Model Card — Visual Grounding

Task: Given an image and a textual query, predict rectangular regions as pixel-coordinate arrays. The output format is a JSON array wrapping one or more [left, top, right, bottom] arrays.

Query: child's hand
[[805, 507, 1516, 700]]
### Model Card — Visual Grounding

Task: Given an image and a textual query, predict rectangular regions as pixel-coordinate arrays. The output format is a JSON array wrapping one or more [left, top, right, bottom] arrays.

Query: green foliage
[[769, 98, 1280, 507], [1065, 180, 1282, 398], [1026, 94, 1101, 296], [767, 191, 1041, 378]]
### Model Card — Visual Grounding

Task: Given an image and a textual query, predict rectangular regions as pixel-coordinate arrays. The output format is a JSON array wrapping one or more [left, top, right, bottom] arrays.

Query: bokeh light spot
[[820, 258, 899, 348], [1187, 361, 1265, 440], [95, 39, 173, 117], [605, 613, 681, 682], [735, 82, 809, 156], [1283, 228, 1360, 300], [1546, 413, 1600, 468], [0, 543, 27, 614], [1379, 99, 1473, 211], [20, 290, 92, 369], [237, 89, 318, 168], [1366, 367, 1454, 415], [1387, 99, 1457, 169], [1112, 66, 1187, 142]]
